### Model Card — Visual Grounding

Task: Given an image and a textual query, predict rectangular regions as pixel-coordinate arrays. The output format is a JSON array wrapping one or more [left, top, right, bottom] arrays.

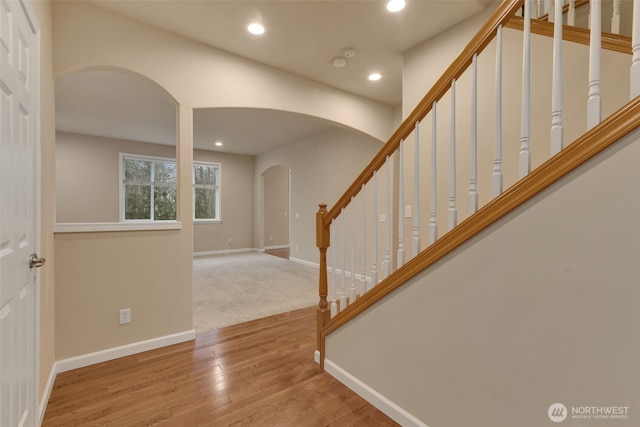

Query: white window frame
[[119, 152, 178, 222], [193, 161, 221, 223]]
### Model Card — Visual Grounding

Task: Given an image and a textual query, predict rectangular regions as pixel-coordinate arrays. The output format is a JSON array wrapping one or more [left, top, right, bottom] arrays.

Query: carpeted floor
[[192, 252, 319, 333]]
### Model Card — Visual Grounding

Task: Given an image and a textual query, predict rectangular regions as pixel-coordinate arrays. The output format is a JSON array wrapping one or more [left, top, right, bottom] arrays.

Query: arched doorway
[[262, 165, 290, 259]]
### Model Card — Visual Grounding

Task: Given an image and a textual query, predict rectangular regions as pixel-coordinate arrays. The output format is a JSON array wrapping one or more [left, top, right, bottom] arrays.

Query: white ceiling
[[55, 0, 495, 155]]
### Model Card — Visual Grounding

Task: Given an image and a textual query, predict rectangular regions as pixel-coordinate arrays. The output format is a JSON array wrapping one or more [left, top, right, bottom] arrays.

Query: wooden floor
[[42, 306, 398, 426], [264, 247, 290, 260]]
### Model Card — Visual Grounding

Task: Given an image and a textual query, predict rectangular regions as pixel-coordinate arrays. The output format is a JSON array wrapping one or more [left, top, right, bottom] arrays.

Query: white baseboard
[[39, 362, 58, 425], [314, 349, 320, 364], [56, 329, 195, 373], [264, 244, 290, 250], [324, 358, 429, 427], [290, 257, 319, 268], [193, 248, 260, 257]]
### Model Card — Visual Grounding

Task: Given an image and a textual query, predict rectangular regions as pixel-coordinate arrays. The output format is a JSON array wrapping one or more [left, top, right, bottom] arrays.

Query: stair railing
[[316, 0, 639, 369]]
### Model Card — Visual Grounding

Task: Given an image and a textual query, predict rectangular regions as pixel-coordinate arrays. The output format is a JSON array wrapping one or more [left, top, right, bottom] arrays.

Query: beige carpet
[[193, 252, 318, 333]]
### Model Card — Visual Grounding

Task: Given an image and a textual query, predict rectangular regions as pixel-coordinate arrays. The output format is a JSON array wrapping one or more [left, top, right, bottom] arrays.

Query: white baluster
[[449, 79, 458, 230], [568, 0, 576, 26], [350, 197, 356, 304], [631, 0, 640, 98], [548, 0, 555, 22], [360, 184, 367, 294], [371, 171, 379, 286], [520, 0, 532, 179], [551, 0, 564, 155], [397, 140, 405, 268], [330, 224, 337, 317], [340, 209, 346, 311], [612, 0, 621, 35], [412, 121, 420, 257], [429, 102, 438, 245], [493, 25, 504, 197], [469, 54, 478, 215], [533, 0, 540, 18], [383, 156, 391, 277], [587, 0, 601, 130]]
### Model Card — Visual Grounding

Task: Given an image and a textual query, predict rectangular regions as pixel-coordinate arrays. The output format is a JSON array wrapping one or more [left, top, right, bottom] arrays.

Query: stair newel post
[[631, 0, 640, 98], [316, 203, 330, 369]]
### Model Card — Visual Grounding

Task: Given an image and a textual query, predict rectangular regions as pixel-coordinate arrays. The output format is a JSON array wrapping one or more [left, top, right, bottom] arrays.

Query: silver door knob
[[29, 253, 45, 269]]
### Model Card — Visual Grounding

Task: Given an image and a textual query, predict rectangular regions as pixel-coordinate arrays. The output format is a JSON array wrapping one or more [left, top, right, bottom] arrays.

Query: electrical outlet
[[119, 308, 131, 325], [379, 213, 386, 223]]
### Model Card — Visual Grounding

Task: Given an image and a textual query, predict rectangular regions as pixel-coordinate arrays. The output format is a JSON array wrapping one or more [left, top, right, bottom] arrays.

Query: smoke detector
[[344, 48, 356, 58], [332, 57, 347, 68]]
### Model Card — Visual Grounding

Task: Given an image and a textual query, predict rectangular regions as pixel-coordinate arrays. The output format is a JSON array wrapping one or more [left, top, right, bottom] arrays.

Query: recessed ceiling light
[[247, 23, 265, 35], [368, 73, 382, 81], [386, 0, 406, 12], [214, 141, 223, 147]]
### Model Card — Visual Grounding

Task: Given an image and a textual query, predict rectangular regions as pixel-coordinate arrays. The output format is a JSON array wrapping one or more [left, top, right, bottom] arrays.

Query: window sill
[[54, 221, 182, 233], [194, 220, 222, 225]]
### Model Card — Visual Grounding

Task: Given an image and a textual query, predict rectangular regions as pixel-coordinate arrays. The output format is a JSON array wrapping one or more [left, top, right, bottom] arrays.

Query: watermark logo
[[548, 403, 568, 423], [547, 402, 630, 422]]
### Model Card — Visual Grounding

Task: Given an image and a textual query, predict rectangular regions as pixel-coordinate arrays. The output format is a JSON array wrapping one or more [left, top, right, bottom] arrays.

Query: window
[[120, 153, 177, 221], [193, 162, 221, 221]]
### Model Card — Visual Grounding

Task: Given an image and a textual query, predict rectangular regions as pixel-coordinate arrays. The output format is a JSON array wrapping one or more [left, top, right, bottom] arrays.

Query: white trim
[[54, 221, 182, 233], [264, 244, 290, 251], [56, 330, 195, 373], [325, 359, 429, 427], [193, 248, 261, 258], [314, 350, 320, 364], [38, 363, 57, 425], [290, 257, 319, 269]]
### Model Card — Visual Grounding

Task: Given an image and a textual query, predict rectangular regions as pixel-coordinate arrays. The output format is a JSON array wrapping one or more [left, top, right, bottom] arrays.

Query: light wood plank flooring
[[42, 306, 398, 426]]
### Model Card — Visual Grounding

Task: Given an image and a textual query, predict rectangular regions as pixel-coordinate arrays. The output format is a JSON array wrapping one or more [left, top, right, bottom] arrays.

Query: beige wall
[[49, 0, 398, 362], [327, 130, 640, 427], [55, 132, 177, 223], [55, 133, 255, 253], [54, 229, 193, 359], [34, 0, 56, 405], [263, 165, 290, 248], [192, 148, 255, 253], [255, 127, 382, 263], [52, 1, 394, 143]]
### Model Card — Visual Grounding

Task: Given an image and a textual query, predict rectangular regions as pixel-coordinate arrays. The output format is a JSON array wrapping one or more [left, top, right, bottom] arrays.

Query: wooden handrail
[[322, 95, 640, 337], [323, 0, 524, 226], [507, 16, 631, 54]]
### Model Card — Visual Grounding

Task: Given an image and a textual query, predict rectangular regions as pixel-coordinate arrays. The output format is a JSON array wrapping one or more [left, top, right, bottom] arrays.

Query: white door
[[0, 0, 41, 426]]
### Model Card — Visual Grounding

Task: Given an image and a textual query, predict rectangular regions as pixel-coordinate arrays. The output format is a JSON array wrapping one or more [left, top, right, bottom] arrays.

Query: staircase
[[315, 0, 640, 425]]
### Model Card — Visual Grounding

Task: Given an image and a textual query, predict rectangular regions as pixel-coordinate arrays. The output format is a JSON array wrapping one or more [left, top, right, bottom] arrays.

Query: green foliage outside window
[[123, 156, 177, 221], [194, 163, 220, 220], [122, 156, 219, 222]]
